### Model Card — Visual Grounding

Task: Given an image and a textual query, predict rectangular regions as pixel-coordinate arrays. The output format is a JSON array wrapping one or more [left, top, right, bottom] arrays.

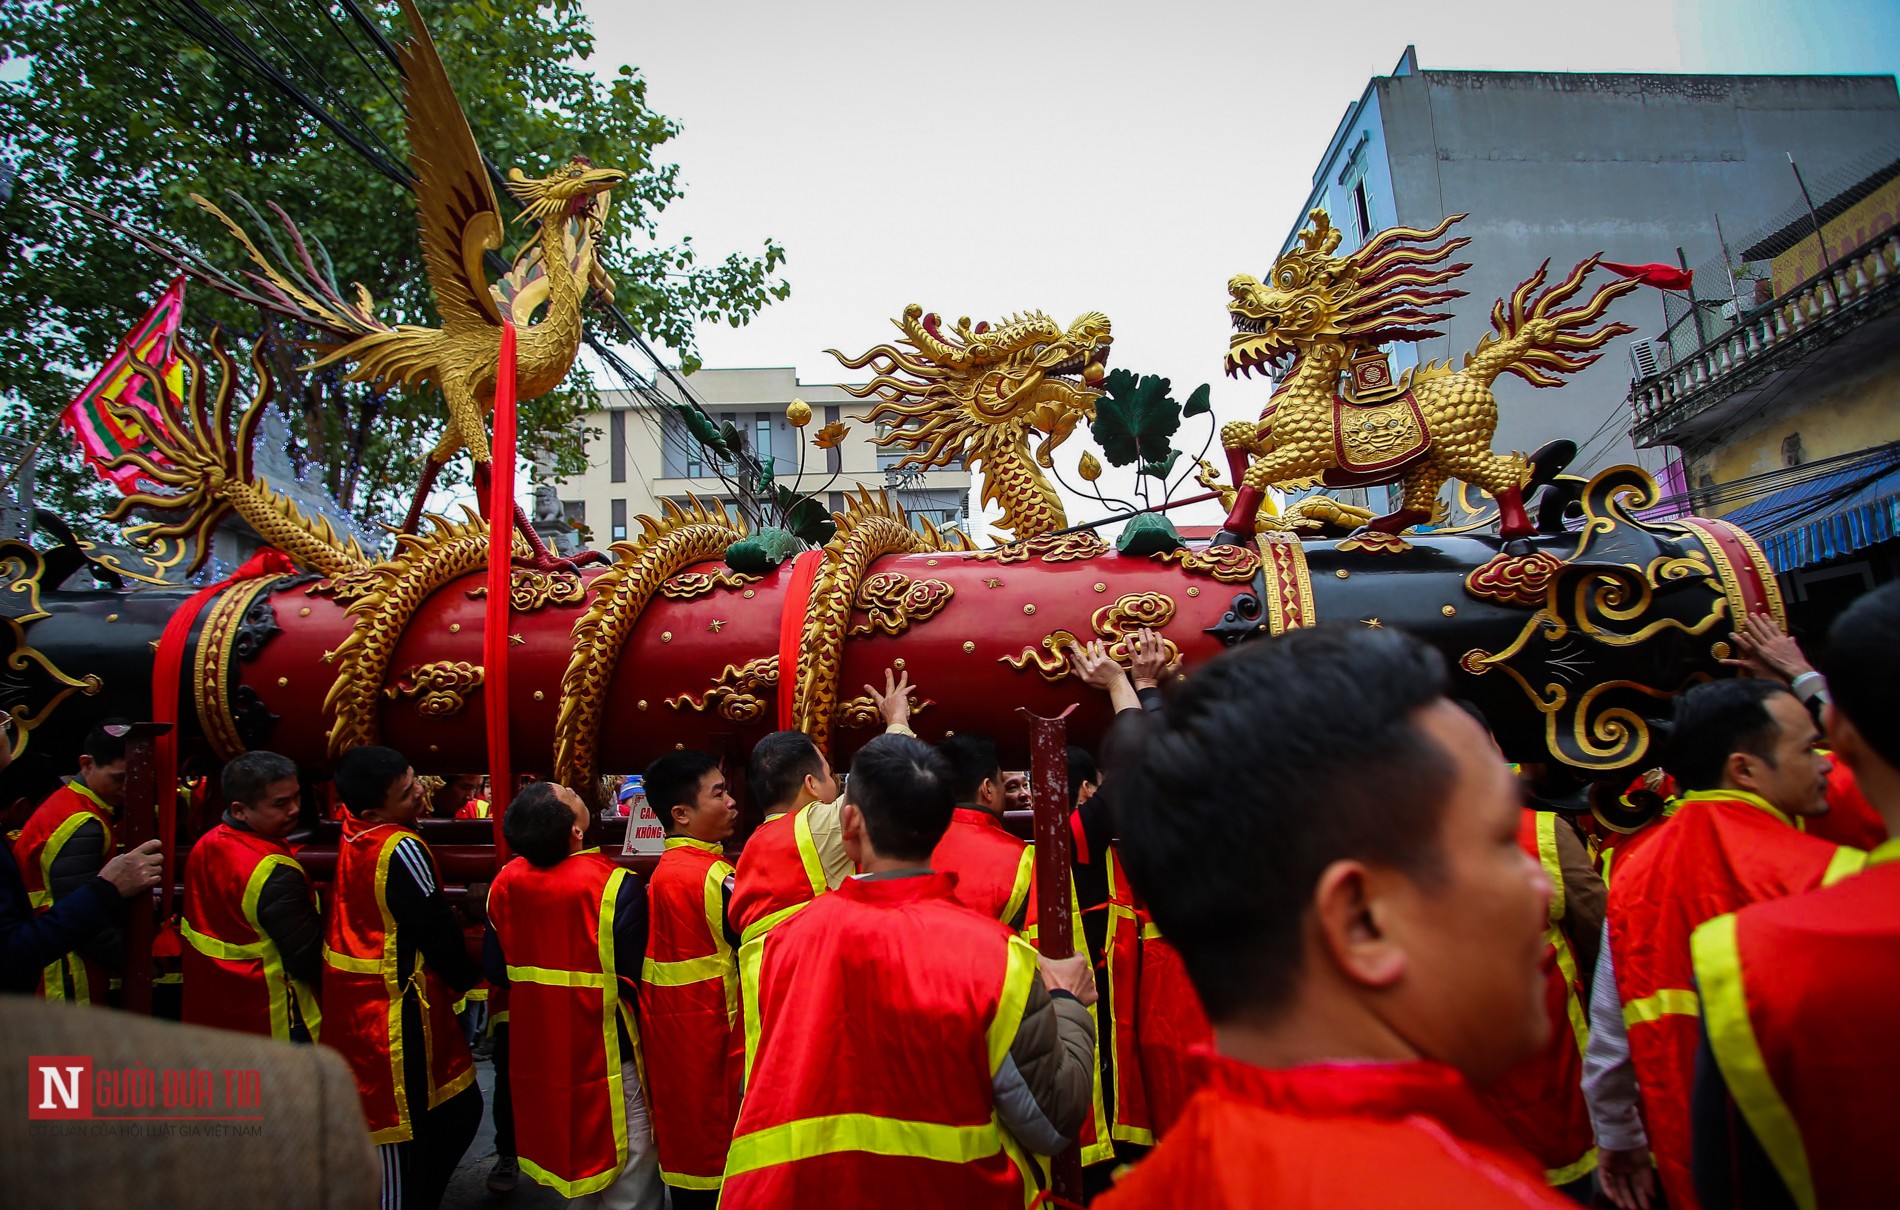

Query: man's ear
[[1312, 859, 1408, 990], [671, 801, 692, 830], [1824, 703, 1868, 773], [1725, 749, 1767, 796]]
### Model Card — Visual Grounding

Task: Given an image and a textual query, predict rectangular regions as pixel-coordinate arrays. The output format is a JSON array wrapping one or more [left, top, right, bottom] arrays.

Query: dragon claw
[[513, 549, 607, 574]]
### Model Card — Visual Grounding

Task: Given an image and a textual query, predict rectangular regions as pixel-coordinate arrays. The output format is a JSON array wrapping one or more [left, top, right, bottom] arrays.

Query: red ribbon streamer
[[1600, 260, 1695, 292], [484, 322, 517, 859], [775, 550, 824, 734], [151, 547, 295, 942]]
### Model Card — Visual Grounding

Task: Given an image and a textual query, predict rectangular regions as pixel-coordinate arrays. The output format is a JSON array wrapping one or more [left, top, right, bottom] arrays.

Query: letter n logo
[[27, 1055, 92, 1120]]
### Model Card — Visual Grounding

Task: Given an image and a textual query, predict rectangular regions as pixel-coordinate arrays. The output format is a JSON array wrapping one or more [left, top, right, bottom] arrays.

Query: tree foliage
[[0, 0, 788, 534]]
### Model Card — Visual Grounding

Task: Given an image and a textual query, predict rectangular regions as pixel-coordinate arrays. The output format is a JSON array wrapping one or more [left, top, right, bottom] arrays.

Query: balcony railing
[[1629, 229, 1900, 447]]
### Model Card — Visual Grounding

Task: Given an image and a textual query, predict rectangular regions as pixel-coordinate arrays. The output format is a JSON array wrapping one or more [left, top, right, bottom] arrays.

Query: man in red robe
[[486, 780, 661, 1209], [11, 720, 132, 1003], [181, 749, 322, 1041], [1690, 582, 1900, 1209], [637, 750, 740, 1208], [323, 745, 483, 1210], [1585, 680, 1864, 1210], [723, 733, 1098, 1208], [1094, 626, 1570, 1209]]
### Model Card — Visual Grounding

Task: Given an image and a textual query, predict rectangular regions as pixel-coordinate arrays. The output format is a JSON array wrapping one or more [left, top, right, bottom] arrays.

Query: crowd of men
[[2, 586, 1895, 1209]]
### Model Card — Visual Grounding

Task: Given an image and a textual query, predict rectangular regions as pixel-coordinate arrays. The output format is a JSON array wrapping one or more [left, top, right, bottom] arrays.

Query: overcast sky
[[572, 0, 1898, 528]]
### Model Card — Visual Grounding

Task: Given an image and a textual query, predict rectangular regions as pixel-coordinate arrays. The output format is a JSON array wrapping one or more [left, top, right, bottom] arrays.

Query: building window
[[611, 498, 627, 541], [1351, 178, 1372, 242], [1781, 432, 1804, 467], [609, 409, 625, 483], [755, 413, 773, 471]]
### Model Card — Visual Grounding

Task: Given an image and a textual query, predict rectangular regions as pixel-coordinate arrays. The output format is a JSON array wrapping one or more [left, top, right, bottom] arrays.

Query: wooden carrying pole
[[115, 720, 174, 1015], [1017, 703, 1083, 1203]]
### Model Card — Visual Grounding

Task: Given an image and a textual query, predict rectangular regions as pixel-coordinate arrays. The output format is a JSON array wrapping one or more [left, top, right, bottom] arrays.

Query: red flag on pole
[[484, 321, 518, 860], [1601, 261, 1695, 292], [61, 277, 187, 491]]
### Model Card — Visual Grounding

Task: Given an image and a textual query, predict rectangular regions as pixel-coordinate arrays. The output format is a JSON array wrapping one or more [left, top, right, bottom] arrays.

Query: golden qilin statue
[[1211, 210, 1637, 553], [830, 304, 1112, 544]]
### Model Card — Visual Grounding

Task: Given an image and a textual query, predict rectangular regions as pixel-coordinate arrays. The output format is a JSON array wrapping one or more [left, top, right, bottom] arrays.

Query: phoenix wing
[[395, 0, 506, 333]]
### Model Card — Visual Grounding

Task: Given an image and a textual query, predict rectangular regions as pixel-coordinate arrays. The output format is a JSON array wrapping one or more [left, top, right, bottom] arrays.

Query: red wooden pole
[[1017, 703, 1082, 1201], [115, 721, 173, 1015]]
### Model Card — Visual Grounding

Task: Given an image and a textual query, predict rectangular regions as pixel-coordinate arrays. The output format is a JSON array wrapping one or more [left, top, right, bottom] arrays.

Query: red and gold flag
[[60, 277, 187, 492]]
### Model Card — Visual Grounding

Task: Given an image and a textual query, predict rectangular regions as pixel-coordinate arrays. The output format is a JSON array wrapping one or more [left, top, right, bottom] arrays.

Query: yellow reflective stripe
[[740, 901, 806, 947], [507, 964, 614, 988], [1139, 922, 1163, 940], [1536, 812, 1565, 927], [322, 944, 383, 975], [1677, 789, 1796, 829], [726, 1112, 1003, 1176], [793, 810, 827, 896], [659, 1169, 723, 1191], [1600, 847, 1616, 889], [518, 1154, 618, 1199], [1821, 845, 1867, 886], [1623, 987, 1700, 1027], [1692, 913, 1815, 1210], [1547, 1146, 1599, 1186], [32, 810, 106, 911], [1550, 926, 1592, 1058], [181, 918, 268, 960], [243, 852, 317, 1042], [1001, 847, 1033, 930], [642, 952, 734, 987], [739, 935, 766, 1088], [599, 866, 632, 1186], [986, 936, 1039, 1075]]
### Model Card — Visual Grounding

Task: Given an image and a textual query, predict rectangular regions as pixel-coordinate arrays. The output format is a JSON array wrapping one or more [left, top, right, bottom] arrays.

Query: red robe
[[1607, 791, 1864, 1210], [1095, 1054, 1571, 1209], [1803, 757, 1887, 850], [1692, 841, 1900, 1209], [928, 807, 1112, 1165], [726, 872, 1041, 1208], [1475, 811, 1595, 1185], [490, 850, 637, 1196], [638, 837, 740, 1193], [180, 821, 320, 1040], [11, 781, 117, 1003]]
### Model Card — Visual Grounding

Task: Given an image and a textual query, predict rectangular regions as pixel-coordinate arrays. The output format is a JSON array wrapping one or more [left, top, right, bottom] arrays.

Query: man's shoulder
[[1738, 859, 1900, 937], [1100, 1092, 1566, 1209]]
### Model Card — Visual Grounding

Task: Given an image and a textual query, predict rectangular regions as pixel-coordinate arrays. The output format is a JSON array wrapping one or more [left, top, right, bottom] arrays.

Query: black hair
[[644, 750, 722, 834], [333, 745, 412, 818], [222, 750, 299, 806], [935, 734, 1000, 803], [503, 781, 574, 868], [846, 734, 955, 862], [1066, 746, 1099, 809], [81, 719, 131, 766], [1825, 582, 1900, 772], [1111, 625, 1455, 1024], [747, 731, 826, 812], [1666, 679, 1794, 792]]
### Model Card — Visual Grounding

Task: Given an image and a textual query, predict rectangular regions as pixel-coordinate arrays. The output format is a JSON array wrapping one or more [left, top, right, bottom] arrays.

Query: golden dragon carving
[[118, 0, 621, 570], [1213, 211, 1637, 548], [323, 507, 504, 756], [553, 497, 748, 792], [829, 305, 1112, 544], [105, 329, 369, 578], [790, 489, 972, 754]]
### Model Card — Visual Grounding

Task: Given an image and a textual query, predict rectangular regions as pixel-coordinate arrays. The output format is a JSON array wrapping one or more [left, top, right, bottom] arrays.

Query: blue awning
[[1723, 452, 1900, 573]]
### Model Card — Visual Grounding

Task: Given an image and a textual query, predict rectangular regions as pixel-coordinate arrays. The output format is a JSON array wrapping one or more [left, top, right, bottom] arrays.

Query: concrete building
[[1278, 47, 1900, 513], [555, 366, 972, 547], [1629, 157, 1900, 631]]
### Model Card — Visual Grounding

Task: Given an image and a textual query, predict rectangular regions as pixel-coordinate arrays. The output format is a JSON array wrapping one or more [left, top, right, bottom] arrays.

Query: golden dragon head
[[505, 155, 628, 225], [1225, 210, 1473, 378], [829, 304, 1113, 472]]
